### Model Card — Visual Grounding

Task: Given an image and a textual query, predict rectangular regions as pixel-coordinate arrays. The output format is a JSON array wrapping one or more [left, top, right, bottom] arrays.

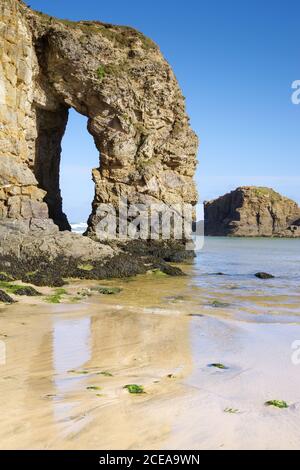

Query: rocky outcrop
[[204, 187, 300, 237], [0, 0, 198, 281]]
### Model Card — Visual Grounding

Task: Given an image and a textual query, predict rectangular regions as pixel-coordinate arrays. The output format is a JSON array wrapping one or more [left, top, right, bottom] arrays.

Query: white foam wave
[[71, 222, 88, 234]]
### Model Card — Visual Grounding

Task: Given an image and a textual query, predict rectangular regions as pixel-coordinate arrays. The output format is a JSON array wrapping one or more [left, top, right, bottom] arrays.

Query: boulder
[[0, 290, 15, 304], [255, 272, 275, 280]]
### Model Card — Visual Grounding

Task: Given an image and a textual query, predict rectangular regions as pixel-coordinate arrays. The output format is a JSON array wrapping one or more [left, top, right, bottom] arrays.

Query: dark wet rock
[[0, 251, 185, 287], [95, 287, 122, 295], [23, 272, 66, 288], [118, 240, 195, 263], [13, 286, 41, 296], [0, 290, 15, 304], [0, 273, 14, 282], [255, 272, 275, 279], [210, 300, 230, 308], [151, 262, 185, 277], [165, 295, 186, 302]]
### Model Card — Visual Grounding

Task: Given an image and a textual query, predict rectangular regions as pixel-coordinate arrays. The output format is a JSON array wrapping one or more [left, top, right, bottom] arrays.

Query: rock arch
[[0, 0, 198, 278]]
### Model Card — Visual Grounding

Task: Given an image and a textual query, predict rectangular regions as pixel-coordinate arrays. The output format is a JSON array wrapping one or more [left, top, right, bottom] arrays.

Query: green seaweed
[[0, 281, 24, 293], [77, 264, 94, 272], [265, 400, 289, 409], [148, 269, 167, 277], [45, 288, 68, 304], [224, 407, 240, 414], [86, 386, 101, 391], [123, 384, 145, 394], [97, 371, 113, 377], [68, 369, 89, 375], [208, 363, 229, 370]]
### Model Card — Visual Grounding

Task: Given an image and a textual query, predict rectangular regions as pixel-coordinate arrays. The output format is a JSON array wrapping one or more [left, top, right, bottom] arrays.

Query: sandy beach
[[1, 251, 300, 450], [1, 0, 299, 456]]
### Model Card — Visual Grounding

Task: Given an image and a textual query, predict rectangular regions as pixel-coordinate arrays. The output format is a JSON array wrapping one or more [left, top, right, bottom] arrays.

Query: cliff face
[[0, 0, 198, 276], [204, 187, 300, 237]]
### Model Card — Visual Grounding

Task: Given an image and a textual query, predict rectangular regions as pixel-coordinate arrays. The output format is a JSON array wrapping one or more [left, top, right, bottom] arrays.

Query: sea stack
[[204, 187, 300, 237]]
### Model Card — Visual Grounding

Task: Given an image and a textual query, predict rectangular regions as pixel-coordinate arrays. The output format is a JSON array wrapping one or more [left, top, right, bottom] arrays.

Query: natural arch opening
[[34, 107, 100, 234], [60, 109, 99, 233]]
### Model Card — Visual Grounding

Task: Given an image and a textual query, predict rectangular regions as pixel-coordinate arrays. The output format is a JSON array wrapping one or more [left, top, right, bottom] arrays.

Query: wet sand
[[1, 267, 300, 449]]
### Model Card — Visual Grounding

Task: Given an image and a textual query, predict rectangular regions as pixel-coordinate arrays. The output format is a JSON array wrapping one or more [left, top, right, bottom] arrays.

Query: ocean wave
[[71, 222, 87, 234]]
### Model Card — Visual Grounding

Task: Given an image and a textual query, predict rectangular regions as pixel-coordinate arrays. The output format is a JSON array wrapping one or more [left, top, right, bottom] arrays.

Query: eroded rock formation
[[204, 187, 300, 237], [0, 0, 198, 281]]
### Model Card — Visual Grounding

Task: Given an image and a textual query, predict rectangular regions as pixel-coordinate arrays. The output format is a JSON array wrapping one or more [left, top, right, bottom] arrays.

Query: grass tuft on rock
[[123, 384, 145, 394], [96, 65, 106, 82]]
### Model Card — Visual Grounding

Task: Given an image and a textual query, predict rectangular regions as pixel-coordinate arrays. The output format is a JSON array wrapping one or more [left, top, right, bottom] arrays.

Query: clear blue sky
[[28, 0, 300, 222]]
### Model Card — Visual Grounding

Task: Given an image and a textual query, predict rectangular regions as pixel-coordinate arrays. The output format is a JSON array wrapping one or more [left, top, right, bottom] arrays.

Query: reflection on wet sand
[[0, 297, 192, 449]]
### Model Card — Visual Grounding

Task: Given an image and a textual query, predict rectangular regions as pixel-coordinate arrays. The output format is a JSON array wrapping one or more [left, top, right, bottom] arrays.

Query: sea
[[70, 222, 300, 322]]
